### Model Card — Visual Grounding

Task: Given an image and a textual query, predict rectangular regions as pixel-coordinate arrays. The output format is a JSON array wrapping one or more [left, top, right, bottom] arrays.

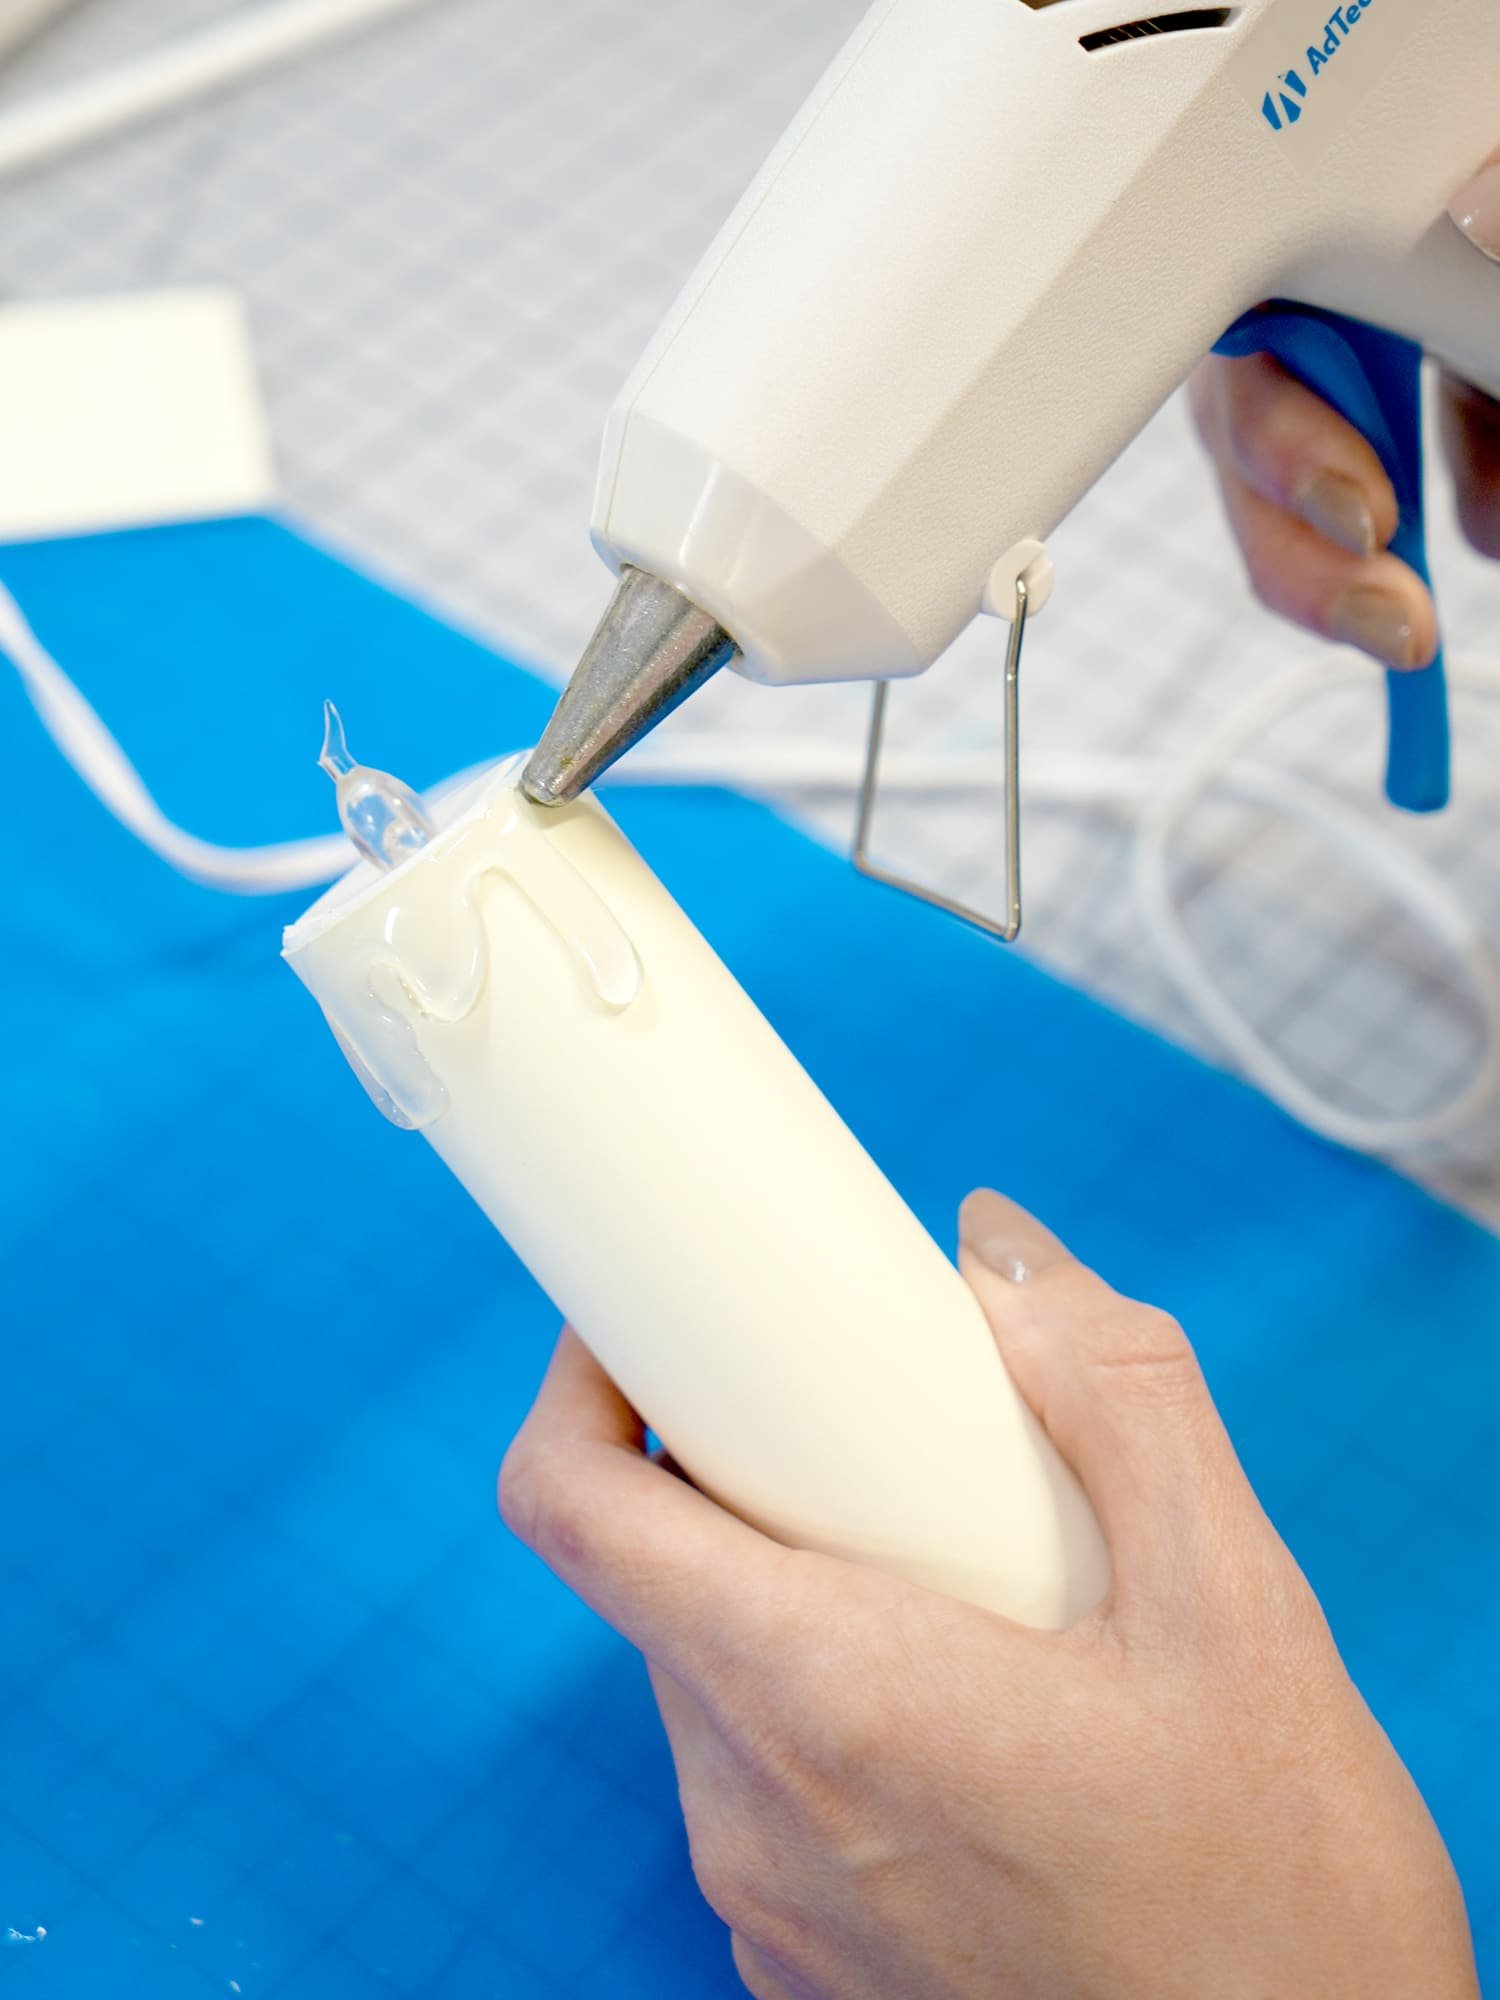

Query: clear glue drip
[[296, 728, 643, 1131]]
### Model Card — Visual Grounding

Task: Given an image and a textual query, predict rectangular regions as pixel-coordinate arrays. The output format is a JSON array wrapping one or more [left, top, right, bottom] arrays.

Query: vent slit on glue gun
[[1013, 1, 1239, 47], [1078, 9, 1236, 51]]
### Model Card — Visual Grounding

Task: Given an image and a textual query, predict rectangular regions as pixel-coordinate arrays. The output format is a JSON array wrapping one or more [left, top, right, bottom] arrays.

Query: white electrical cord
[[1131, 659, 1500, 1154], [0, 582, 356, 891], [0, 0, 76, 71], [4, 570, 1499, 1155], [0, 0, 438, 184]]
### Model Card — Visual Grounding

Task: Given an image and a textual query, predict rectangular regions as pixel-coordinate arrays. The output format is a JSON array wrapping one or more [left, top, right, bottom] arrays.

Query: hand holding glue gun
[[1194, 153, 1500, 679]]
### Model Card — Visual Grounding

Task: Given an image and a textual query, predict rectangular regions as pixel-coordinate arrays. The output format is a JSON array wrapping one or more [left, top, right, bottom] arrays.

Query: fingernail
[[1296, 471, 1377, 558], [1330, 585, 1421, 671], [958, 1189, 1067, 1286], [1450, 160, 1500, 263]]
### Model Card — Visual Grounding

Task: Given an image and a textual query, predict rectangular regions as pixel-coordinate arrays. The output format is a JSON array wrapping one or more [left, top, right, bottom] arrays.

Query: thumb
[[1449, 149, 1500, 264], [958, 1189, 1261, 1617]]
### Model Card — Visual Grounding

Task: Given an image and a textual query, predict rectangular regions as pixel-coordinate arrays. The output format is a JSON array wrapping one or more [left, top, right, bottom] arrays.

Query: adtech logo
[[1261, 0, 1379, 135], [1235, 0, 1409, 167], [1262, 66, 1308, 130]]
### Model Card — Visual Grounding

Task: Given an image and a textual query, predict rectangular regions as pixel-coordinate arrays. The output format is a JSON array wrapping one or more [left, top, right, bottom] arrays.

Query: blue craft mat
[[2, 518, 1498, 1997]]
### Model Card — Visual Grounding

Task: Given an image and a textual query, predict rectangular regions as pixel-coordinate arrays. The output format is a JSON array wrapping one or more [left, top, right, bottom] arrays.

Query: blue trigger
[[1214, 306, 1450, 814]]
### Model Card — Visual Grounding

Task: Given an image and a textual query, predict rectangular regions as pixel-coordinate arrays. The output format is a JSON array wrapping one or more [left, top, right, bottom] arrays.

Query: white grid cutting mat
[[1, 0, 1498, 1221]]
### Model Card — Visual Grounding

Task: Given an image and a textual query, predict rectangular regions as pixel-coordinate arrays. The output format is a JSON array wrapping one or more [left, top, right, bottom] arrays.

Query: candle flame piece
[[319, 698, 356, 780], [318, 700, 435, 872]]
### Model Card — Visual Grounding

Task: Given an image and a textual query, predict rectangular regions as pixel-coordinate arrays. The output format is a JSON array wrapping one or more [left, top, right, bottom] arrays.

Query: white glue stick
[[283, 752, 1108, 1627]]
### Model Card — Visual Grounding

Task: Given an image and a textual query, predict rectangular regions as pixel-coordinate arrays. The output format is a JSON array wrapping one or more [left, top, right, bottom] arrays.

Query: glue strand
[[2, 568, 1498, 1156]]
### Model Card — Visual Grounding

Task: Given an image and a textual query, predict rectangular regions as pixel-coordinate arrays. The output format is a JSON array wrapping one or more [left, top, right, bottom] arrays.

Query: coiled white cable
[[1129, 658, 1500, 1153], [5, 570, 1499, 1155], [0, 0, 439, 185]]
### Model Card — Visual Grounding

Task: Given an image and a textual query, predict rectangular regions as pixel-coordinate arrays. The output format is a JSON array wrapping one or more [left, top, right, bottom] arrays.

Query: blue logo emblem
[[1262, 67, 1308, 131]]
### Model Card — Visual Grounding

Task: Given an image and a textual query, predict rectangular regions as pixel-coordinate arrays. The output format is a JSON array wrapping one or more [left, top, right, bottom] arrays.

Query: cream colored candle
[[283, 762, 1107, 1627]]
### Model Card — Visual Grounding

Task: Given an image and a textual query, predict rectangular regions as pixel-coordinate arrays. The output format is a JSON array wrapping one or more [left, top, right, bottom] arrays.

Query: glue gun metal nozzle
[[520, 567, 736, 806]]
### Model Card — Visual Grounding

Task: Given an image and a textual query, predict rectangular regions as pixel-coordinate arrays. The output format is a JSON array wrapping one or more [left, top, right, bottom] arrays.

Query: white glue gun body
[[525, 0, 1499, 817], [596, 0, 1499, 684]]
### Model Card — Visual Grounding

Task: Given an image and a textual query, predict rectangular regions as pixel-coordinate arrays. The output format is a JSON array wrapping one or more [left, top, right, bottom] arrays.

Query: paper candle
[[284, 760, 1107, 1626]]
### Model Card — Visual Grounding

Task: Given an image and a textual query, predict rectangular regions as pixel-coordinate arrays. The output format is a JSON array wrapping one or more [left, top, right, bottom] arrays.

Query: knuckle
[[1187, 359, 1225, 447], [1130, 1302, 1191, 1354], [1222, 1532, 1331, 1668], [1218, 356, 1276, 461], [797, 1676, 888, 1782], [1220, 355, 1312, 488], [496, 1438, 539, 1538], [743, 1567, 904, 1773], [1239, 530, 1289, 613], [1219, 380, 1261, 473], [1443, 372, 1500, 441], [732, 1933, 793, 2000], [688, 1824, 766, 1936], [497, 1438, 586, 1563], [1456, 493, 1500, 562], [734, 1930, 827, 2000], [731, 1937, 770, 2000], [1086, 1305, 1201, 1397]]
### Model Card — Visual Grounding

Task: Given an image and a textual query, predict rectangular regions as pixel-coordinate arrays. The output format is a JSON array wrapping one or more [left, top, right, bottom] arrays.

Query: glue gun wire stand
[[853, 573, 1029, 944]]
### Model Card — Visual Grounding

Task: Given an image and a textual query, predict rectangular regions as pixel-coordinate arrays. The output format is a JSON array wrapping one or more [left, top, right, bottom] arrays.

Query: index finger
[[498, 1328, 800, 1696], [1439, 372, 1500, 560]]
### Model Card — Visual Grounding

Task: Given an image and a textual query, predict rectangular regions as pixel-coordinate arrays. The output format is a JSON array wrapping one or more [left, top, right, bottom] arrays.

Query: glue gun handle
[[1213, 306, 1451, 814]]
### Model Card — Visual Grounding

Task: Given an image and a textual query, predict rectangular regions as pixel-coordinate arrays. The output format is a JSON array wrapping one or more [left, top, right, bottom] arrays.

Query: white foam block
[[0, 287, 276, 541]]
